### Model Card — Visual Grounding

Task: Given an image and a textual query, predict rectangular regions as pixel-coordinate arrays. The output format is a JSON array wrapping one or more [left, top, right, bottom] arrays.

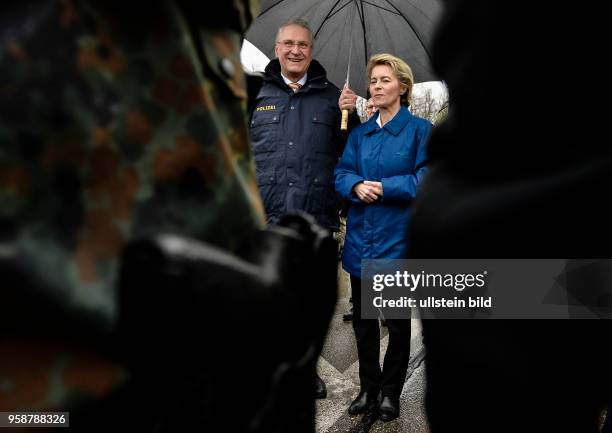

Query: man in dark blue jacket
[[250, 19, 358, 232], [250, 18, 359, 399]]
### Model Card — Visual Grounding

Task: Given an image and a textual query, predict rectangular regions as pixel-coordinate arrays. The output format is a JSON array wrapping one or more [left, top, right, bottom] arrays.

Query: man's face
[[275, 24, 312, 81]]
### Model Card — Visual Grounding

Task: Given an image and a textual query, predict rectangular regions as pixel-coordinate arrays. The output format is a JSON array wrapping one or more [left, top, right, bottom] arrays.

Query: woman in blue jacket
[[334, 53, 432, 422]]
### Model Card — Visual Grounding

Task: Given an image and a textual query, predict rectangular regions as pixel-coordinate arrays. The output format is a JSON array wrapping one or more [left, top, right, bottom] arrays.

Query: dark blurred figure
[[0, 1, 336, 432], [409, 1, 612, 433]]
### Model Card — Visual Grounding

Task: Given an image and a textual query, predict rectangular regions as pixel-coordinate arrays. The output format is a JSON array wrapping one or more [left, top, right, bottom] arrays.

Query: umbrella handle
[[341, 109, 348, 131]]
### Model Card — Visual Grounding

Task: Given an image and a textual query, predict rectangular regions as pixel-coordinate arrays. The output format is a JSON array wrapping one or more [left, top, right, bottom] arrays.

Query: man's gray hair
[[276, 19, 314, 46]]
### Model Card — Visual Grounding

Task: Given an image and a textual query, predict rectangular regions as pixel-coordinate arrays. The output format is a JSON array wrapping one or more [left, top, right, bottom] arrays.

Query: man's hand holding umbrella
[[339, 84, 358, 129]]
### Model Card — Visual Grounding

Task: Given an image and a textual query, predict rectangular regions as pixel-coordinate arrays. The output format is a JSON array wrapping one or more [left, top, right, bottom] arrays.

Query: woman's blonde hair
[[366, 53, 414, 107]]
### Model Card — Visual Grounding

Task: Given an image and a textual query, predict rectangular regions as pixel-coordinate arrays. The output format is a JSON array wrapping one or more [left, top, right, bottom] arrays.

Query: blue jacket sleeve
[[334, 129, 364, 204], [381, 122, 432, 203]]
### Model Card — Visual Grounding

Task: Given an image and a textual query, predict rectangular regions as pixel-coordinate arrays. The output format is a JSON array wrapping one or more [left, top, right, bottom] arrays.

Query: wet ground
[[315, 267, 429, 433]]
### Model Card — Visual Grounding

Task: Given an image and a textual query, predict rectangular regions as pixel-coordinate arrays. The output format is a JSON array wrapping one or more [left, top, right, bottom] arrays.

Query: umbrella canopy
[[246, 0, 443, 96]]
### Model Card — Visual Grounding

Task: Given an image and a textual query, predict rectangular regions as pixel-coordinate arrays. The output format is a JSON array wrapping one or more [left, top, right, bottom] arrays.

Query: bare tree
[[410, 88, 446, 124]]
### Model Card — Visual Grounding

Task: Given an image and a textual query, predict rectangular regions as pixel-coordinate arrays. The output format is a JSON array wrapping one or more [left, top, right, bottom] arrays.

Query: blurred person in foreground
[[408, 1, 612, 433], [0, 1, 336, 432]]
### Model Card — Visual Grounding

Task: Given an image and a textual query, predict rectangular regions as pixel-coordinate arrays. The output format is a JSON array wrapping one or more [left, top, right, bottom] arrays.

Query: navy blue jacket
[[335, 107, 432, 277], [250, 59, 355, 231]]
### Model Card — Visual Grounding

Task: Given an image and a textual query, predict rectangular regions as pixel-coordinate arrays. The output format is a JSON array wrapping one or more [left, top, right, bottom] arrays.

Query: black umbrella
[[246, 0, 443, 97]]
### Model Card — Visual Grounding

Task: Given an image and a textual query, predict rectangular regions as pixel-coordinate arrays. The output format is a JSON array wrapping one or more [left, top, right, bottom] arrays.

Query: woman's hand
[[363, 180, 383, 196], [353, 182, 380, 203]]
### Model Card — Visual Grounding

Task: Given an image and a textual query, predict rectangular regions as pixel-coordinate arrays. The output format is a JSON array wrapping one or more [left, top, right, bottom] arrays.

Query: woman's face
[[368, 65, 405, 110]]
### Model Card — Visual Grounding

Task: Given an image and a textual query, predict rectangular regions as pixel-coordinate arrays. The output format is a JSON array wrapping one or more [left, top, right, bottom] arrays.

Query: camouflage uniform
[[1, 0, 263, 415]]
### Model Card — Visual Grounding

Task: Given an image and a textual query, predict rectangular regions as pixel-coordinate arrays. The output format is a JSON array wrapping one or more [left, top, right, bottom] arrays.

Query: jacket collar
[[363, 106, 413, 136], [264, 59, 330, 90]]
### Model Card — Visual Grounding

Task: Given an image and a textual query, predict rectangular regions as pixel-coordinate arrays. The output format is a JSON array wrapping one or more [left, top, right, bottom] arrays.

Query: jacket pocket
[[389, 149, 415, 174], [311, 110, 336, 155], [251, 111, 280, 153], [307, 171, 335, 215], [256, 169, 277, 186], [256, 169, 281, 213], [311, 113, 334, 126]]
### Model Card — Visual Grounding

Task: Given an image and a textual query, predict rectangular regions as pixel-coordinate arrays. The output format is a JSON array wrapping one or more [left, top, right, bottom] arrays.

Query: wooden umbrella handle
[[341, 109, 349, 131]]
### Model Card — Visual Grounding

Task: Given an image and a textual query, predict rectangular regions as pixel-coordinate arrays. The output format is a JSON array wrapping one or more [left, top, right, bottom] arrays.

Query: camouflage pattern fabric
[[0, 0, 263, 412]]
